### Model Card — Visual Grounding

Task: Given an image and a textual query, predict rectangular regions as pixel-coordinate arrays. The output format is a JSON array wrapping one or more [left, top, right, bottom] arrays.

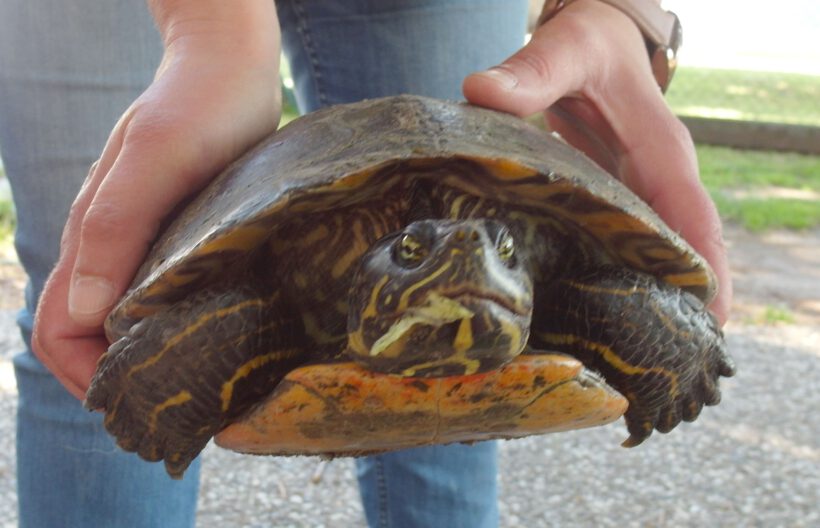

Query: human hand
[[33, 0, 282, 399], [463, 0, 731, 324]]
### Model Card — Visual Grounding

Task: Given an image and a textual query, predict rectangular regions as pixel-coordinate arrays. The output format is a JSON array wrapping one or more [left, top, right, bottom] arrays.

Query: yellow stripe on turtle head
[[397, 261, 452, 311]]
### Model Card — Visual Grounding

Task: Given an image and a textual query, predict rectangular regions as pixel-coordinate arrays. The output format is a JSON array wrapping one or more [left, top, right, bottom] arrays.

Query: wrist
[[148, 0, 280, 65], [538, 0, 680, 92]]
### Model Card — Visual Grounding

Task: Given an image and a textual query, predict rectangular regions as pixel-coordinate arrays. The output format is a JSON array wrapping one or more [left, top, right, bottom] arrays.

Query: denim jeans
[[0, 0, 527, 526]]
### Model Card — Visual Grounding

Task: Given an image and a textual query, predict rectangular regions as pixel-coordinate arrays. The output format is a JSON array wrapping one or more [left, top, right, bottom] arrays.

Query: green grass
[[742, 304, 798, 326], [664, 67, 820, 230], [280, 59, 299, 125], [710, 193, 820, 231], [0, 163, 12, 244], [697, 145, 820, 190], [668, 67, 820, 126], [697, 144, 820, 231], [761, 305, 797, 325], [0, 199, 15, 245], [281, 99, 299, 125]]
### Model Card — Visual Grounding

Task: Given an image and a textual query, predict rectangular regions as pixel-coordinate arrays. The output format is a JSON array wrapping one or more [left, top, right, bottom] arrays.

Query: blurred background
[[665, 0, 820, 154]]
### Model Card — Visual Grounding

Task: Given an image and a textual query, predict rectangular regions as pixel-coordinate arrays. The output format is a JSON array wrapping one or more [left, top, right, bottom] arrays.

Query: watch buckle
[[653, 12, 682, 93]]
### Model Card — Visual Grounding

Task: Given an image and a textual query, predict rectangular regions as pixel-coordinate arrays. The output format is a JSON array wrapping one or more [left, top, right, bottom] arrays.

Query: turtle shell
[[106, 94, 714, 340]]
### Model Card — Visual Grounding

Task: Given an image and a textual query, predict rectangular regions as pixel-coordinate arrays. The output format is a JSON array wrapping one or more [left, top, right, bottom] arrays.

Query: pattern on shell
[[105, 95, 714, 339]]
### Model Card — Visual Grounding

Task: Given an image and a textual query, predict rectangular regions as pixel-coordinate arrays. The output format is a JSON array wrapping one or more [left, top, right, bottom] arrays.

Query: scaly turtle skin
[[86, 95, 735, 478]]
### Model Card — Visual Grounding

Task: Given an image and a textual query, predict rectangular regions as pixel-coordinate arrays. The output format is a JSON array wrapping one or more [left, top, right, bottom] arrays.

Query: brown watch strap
[[601, 0, 677, 47], [538, 0, 682, 92]]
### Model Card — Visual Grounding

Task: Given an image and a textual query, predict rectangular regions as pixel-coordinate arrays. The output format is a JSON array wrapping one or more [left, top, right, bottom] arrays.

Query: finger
[[33, 263, 110, 399], [546, 101, 619, 175], [617, 115, 732, 323], [552, 99, 731, 322], [463, 10, 593, 117], [565, 74, 731, 321], [67, 114, 218, 327], [30, 119, 132, 396], [67, 56, 282, 329], [59, 108, 133, 257]]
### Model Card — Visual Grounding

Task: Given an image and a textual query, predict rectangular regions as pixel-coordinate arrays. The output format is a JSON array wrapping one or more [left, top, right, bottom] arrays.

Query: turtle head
[[347, 219, 534, 377]]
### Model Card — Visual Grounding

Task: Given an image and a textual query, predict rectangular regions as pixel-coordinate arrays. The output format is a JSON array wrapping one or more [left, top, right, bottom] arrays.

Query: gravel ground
[[1, 312, 818, 527], [1, 225, 819, 526]]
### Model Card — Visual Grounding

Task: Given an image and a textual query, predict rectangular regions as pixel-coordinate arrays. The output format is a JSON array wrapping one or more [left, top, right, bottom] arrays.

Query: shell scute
[[106, 95, 714, 339]]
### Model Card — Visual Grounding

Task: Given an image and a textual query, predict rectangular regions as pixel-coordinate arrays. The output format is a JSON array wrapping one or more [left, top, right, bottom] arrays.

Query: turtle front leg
[[530, 266, 735, 446], [85, 284, 304, 478]]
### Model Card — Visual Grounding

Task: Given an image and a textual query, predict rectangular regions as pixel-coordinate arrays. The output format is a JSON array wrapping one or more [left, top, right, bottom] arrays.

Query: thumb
[[463, 16, 591, 117]]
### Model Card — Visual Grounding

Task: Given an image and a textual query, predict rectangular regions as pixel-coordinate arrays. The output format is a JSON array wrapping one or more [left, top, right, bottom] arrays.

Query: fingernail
[[477, 68, 519, 90], [69, 275, 117, 323]]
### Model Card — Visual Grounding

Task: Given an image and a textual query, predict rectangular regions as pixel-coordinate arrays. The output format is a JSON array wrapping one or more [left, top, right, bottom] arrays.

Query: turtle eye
[[496, 231, 515, 264], [395, 233, 427, 267]]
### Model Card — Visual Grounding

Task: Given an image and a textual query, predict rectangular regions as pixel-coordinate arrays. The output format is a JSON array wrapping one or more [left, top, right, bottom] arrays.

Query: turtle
[[85, 94, 735, 479]]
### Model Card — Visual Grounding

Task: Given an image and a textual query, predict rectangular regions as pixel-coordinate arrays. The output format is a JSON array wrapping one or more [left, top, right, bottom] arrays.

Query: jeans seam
[[375, 456, 389, 528], [292, 0, 328, 106]]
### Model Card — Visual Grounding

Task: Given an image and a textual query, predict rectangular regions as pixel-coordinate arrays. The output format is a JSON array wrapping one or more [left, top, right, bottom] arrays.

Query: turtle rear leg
[[531, 266, 735, 446], [85, 284, 304, 478]]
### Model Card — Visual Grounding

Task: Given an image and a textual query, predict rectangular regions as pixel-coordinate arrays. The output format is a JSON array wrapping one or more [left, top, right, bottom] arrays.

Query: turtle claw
[[618, 336, 733, 446], [620, 404, 658, 447], [718, 354, 737, 378], [621, 436, 643, 448], [682, 397, 704, 423], [622, 392, 687, 445], [165, 458, 188, 480], [621, 419, 653, 448], [656, 402, 683, 434], [86, 326, 211, 479], [97, 374, 204, 479], [698, 339, 734, 408], [700, 377, 723, 406]]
